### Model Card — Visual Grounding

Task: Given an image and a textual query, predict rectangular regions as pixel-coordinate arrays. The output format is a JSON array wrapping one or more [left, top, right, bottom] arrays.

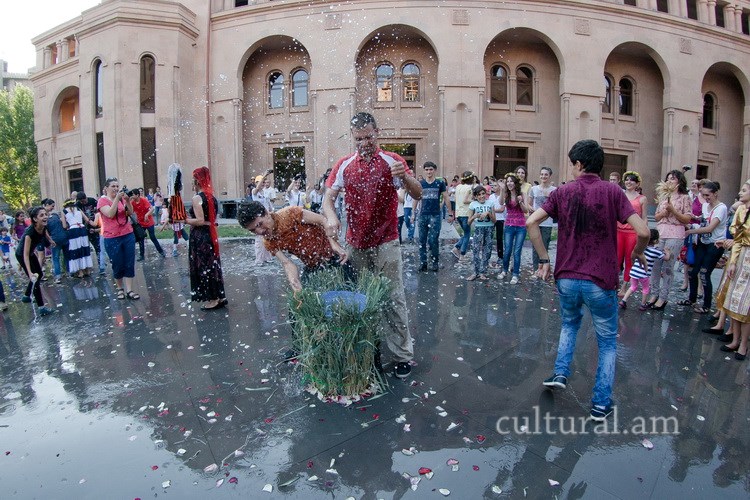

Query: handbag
[[130, 215, 146, 242], [684, 234, 696, 266]]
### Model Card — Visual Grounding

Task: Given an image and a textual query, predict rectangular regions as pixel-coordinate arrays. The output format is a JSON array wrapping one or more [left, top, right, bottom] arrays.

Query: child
[[166, 163, 190, 257], [0, 228, 11, 268], [237, 201, 349, 292], [620, 229, 671, 311], [467, 185, 496, 281], [160, 198, 188, 257]]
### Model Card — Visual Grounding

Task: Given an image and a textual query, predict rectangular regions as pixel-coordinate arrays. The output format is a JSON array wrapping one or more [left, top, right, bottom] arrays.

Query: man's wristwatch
[[538, 259, 550, 264]]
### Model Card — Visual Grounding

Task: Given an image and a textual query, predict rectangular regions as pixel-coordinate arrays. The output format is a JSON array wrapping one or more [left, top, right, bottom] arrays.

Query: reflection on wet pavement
[[0, 240, 748, 498]]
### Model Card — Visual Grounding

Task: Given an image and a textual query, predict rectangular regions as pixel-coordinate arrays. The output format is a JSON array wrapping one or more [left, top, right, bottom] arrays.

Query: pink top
[[504, 196, 526, 227], [656, 193, 691, 239], [617, 194, 644, 234], [96, 196, 134, 239]]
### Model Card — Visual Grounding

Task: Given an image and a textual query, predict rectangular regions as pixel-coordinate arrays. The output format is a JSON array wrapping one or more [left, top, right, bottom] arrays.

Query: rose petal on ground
[[395, 414, 407, 423], [229, 477, 238, 484], [216, 478, 224, 488], [177, 449, 186, 456], [161, 480, 171, 489], [262, 483, 273, 493], [204, 463, 218, 473], [642, 438, 654, 450], [403, 424, 411, 432], [439, 488, 450, 496], [151, 465, 159, 470], [402, 448, 414, 456], [548, 479, 560, 486], [697, 415, 705, 421], [476, 434, 486, 443], [446, 422, 459, 431], [473, 465, 480, 471], [308, 475, 318, 481], [307, 461, 313, 468], [418, 467, 432, 475], [446, 458, 459, 466], [492, 485, 502, 494], [451, 373, 459, 377]]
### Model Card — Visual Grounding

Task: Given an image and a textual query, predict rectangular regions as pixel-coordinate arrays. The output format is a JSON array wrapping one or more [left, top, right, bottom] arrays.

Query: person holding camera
[[286, 175, 306, 207], [96, 178, 139, 300]]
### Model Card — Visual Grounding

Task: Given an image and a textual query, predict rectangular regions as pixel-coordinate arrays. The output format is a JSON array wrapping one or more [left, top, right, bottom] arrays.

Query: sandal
[[126, 291, 140, 300], [116, 289, 126, 300], [677, 299, 694, 307], [693, 306, 709, 314], [478, 274, 489, 281], [466, 274, 478, 281]]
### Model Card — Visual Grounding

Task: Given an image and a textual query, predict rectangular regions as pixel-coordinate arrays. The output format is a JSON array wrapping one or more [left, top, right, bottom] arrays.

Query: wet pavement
[[1, 238, 748, 499]]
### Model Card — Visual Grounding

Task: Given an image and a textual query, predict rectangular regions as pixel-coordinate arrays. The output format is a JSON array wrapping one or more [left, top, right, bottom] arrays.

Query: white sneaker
[[510, 276, 519, 284], [498, 271, 506, 280]]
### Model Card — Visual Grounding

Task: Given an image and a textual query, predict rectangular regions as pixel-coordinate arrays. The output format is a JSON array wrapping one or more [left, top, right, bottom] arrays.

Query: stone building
[[0, 60, 30, 93], [30, 0, 750, 207]]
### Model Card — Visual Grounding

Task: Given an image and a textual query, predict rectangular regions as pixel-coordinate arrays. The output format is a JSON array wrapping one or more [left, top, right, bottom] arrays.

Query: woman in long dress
[[715, 180, 750, 360], [63, 199, 93, 277], [186, 166, 226, 310]]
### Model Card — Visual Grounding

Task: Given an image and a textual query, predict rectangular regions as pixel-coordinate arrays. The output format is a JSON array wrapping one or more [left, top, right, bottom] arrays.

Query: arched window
[[268, 71, 284, 109], [376, 63, 393, 102], [490, 64, 508, 104], [516, 66, 533, 106], [140, 55, 155, 113], [291, 69, 309, 107], [58, 89, 79, 133], [703, 93, 715, 129], [94, 59, 103, 117], [603, 75, 613, 114], [402, 63, 420, 102], [619, 78, 633, 116]]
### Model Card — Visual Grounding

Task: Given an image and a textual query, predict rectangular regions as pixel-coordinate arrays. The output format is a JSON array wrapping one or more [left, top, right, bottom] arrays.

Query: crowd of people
[[2, 109, 748, 422]]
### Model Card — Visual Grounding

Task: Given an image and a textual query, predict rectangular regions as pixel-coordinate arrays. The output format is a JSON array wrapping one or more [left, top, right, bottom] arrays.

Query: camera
[[120, 185, 128, 193]]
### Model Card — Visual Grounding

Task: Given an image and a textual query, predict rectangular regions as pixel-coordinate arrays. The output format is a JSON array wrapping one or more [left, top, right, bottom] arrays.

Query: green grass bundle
[[289, 268, 391, 402]]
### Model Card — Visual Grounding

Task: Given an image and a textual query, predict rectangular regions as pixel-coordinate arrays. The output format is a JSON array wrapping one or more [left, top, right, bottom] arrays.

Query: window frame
[[375, 62, 395, 106], [140, 54, 156, 113], [515, 65, 535, 109], [93, 59, 104, 118], [267, 70, 285, 112], [702, 92, 717, 134], [489, 63, 509, 108], [401, 62, 421, 104], [290, 68, 309, 109], [617, 77, 635, 121], [602, 74, 614, 116]]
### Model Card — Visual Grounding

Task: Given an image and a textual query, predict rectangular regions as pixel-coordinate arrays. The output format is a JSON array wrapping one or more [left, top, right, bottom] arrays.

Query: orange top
[[617, 194, 643, 233], [263, 206, 334, 268]]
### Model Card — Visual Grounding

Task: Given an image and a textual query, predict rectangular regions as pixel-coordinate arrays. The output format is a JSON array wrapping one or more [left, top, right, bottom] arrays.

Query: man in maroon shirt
[[323, 112, 422, 378], [527, 139, 649, 422]]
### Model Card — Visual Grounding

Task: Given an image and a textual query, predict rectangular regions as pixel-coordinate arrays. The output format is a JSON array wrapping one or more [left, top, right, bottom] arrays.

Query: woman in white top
[[286, 178, 306, 207], [681, 181, 728, 313]]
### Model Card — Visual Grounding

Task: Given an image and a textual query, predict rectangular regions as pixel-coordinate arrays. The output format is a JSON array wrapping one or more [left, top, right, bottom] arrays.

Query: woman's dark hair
[[664, 170, 688, 194], [104, 177, 118, 187], [237, 201, 268, 228], [28, 206, 45, 223], [472, 185, 487, 197], [503, 173, 522, 201], [41, 198, 55, 206], [515, 165, 528, 178], [14, 210, 25, 219], [702, 181, 720, 193], [568, 139, 604, 174]]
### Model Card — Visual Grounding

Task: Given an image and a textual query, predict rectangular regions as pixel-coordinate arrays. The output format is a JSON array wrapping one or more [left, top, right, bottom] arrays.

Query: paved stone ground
[[0, 239, 748, 499]]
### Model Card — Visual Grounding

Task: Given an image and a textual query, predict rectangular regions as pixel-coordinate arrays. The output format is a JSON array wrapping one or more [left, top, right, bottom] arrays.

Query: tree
[[0, 86, 40, 209]]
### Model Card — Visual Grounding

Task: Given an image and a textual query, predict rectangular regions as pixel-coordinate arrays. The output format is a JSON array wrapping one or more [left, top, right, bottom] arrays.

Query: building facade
[[31, 0, 750, 206], [0, 60, 31, 93]]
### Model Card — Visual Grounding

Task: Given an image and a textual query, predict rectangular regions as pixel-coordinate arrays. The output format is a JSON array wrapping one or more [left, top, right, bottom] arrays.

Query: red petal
[[476, 435, 486, 443], [372, 414, 380, 420], [418, 467, 432, 475], [264, 417, 274, 423], [151, 465, 159, 470], [473, 465, 480, 471], [228, 477, 238, 484], [307, 461, 314, 469]]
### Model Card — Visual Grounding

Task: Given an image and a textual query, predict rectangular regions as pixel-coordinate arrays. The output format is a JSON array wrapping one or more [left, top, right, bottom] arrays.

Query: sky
[[1, 0, 101, 73]]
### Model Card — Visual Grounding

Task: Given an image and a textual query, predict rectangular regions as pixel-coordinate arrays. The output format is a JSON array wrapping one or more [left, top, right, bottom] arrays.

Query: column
[[662, 108, 676, 175], [43, 47, 51, 69], [233, 98, 242, 193], [724, 4, 736, 30], [698, 0, 709, 22], [735, 6, 744, 33], [55, 41, 63, 64], [707, 0, 717, 25], [742, 107, 750, 182], [559, 94, 571, 181], [61, 39, 70, 62], [668, 0, 681, 16]]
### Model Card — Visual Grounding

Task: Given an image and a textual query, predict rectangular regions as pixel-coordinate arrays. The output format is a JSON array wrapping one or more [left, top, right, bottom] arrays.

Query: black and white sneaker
[[542, 374, 567, 389], [590, 404, 614, 422], [394, 362, 411, 379]]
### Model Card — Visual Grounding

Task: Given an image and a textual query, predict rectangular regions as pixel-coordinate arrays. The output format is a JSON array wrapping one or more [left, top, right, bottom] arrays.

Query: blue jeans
[[51, 244, 67, 278], [104, 232, 136, 280], [418, 214, 442, 265], [688, 241, 724, 309], [403, 207, 415, 240], [454, 216, 471, 255], [503, 225, 526, 276], [554, 279, 618, 407], [138, 225, 165, 258]]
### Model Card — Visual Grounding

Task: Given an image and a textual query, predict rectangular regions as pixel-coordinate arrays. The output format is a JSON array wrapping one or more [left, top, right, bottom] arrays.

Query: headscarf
[[167, 163, 186, 223], [193, 166, 220, 256]]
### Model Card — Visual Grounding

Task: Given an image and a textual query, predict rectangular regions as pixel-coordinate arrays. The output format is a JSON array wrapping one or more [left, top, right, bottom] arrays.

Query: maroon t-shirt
[[326, 149, 411, 249], [542, 173, 636, 290]]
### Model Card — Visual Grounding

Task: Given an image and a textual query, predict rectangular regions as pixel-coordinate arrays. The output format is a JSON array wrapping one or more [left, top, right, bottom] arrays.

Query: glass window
[[402, 63, 420, 102], [140, 56, 155, 113], [268, 71, 284, 109], [703, 94, 715, 129], [141, 128, 158, 190], [623, 0, 636, 5], [376, 63, 393, 102], [516, 66, 533, 106], [94, 60, 103, 117], [68, 168, 84, 195], [381, 143, 416, 169], [490, 65, 508, 104], [656, 0, 668, 13], [291, 69, 309, 107], [603, 75, 613, 114], [273, 147, 305, 189], [687, 0, 698, 20], [619, 78, 633, 116], [493, 146, 528, 178]]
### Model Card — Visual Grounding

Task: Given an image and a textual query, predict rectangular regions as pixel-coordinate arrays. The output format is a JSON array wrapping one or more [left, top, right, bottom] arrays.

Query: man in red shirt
[[130, 188, 165, 260], [323, 112, 422, 378]]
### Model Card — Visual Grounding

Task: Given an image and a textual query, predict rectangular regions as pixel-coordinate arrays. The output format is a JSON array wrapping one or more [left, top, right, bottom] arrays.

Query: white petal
[[439, 488, 451, 496], [642, 438, 654, 449], [548, 479, 560, 486], [262, 483, 273, 493]]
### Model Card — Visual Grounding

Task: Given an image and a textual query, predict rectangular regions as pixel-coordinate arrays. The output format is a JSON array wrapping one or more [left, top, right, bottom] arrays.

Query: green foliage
[[0, 86, 40, 209], [289, 268, 392, 399]]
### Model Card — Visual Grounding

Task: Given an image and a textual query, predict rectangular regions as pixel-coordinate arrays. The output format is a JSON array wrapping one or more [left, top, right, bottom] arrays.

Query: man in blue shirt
[[416, 161, 453, 271]]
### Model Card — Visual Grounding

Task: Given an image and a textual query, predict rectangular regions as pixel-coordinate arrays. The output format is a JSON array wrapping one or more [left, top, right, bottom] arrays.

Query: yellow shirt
[[729, 205, 750, 265], [454, 184, 474, 217]]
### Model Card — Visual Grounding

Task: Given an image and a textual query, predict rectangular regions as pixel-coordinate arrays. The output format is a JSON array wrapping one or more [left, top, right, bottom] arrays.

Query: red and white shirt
[[326, 149, 411, 249]]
